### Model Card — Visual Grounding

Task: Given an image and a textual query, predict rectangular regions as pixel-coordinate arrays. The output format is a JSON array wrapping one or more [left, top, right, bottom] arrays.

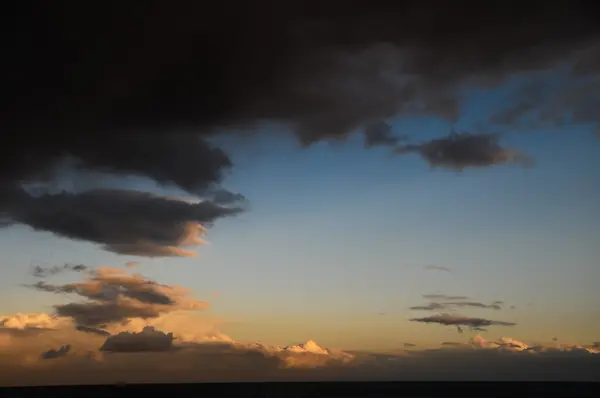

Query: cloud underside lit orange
[[1, 314, 599, 386]]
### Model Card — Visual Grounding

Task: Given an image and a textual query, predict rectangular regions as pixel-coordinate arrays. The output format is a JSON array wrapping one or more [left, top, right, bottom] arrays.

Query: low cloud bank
[[2, 265, 597, 385], [1, 312, 598, 385]]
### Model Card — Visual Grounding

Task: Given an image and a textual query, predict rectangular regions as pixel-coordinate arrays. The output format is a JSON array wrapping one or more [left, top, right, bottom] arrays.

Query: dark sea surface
[[0, 382, 597, 398]]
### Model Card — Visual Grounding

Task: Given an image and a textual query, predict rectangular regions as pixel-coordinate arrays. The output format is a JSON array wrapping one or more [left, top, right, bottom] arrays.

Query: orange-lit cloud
[[3, 264, 599, 385], [1, 314, 599, 386], [24, 266, 209, 328]]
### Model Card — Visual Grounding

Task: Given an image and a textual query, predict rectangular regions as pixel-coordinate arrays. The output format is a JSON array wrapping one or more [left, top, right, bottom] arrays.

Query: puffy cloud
[[100, 327, 174, 352], [0, 311, 355, 385], [24, 267, 208, 327]]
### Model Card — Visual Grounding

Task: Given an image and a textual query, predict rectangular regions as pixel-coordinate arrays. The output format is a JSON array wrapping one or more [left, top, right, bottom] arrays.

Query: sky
[[2, 86, 599, 350], [2, 1, 600, 385]]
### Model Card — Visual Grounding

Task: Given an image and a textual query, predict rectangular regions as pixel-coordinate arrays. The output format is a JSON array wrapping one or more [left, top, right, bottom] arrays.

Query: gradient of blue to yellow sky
[[1, 84, 599, 353]]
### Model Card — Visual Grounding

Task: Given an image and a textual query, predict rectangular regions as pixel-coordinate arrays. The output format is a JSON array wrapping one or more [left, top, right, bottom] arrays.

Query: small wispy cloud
[[424, 265, 452, 273], [410, 314, 516, 329], [32, 263, 88, 278], [423, 294, 470, 301]]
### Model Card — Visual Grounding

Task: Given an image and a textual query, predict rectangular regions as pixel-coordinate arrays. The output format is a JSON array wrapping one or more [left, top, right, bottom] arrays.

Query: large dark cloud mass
[[9, 189, 240, 257], [6, 1, 599, 139], [2, 1, 599, 256]]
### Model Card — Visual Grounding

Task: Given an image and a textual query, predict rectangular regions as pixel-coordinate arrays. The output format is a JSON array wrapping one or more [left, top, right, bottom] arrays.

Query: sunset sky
[[2, 90, 599, 350], [2, 1, 600, 385]]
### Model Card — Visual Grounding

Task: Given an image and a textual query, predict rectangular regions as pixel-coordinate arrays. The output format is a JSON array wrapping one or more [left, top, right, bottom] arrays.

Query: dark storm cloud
[[0, 133, 232, 197], [488, 72, 600, 133], [5, 1, 599, 155], [6, 188, 242, 257], [2, 1, 599, 255], [410, 314, 516, 328], [394, 131, 534, 170]]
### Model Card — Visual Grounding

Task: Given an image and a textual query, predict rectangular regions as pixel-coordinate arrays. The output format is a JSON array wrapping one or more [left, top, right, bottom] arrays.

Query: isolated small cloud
[[75, 325, 111, 337], [395, 131, 534, 170], [445, 301, 502, 310], [411, 301, 502, 311], [410, 314, 516, 329], [410, 303, 446, 311], [423, 294, 470, 301], [424, 265, 452, 273], [32, 263, 88, 278], [41, 344, 71, 360], [441, 341, 468, 348]]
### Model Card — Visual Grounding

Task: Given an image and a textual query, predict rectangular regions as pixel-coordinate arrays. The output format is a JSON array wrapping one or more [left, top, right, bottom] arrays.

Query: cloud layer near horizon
[[1, 311, 599, 386], [2, 263, 599, 385]]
